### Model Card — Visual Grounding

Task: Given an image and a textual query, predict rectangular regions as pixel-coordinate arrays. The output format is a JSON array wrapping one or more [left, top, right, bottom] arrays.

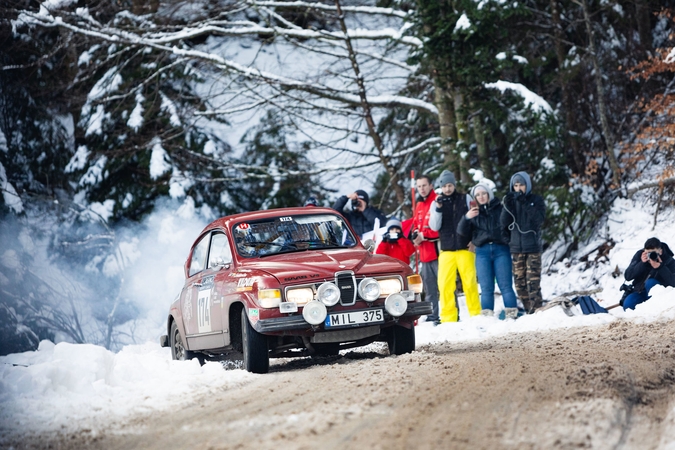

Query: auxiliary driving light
[[358, 278, 381, 302], [384, 293, 408, 317], [317, 282, 340, 306], [302, 301, 328, 325]]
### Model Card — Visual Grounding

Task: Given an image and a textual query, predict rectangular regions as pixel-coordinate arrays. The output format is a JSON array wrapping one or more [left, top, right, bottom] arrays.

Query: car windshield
[[233, 213, 358, 257]]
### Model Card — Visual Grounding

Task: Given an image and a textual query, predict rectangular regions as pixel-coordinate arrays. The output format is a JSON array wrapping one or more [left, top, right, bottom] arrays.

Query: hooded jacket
[[429, 190, 471, 252], [625, 243, 675, 293], [500, 171, 546, 253], [411, 189, 439, 262], [457, 197, 509, 247], [333, 195, 388, 238]]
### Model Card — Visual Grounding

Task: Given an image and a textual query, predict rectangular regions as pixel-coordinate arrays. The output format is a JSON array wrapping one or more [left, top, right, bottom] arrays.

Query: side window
[[189, 234, 210, 277], [208, 233, 233, 268]]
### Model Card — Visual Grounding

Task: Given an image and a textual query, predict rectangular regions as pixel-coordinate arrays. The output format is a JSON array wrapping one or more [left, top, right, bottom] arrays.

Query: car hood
[[239, 248, 405, 283]]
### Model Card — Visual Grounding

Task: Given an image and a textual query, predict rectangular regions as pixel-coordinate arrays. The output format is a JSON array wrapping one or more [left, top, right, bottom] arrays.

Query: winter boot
[[504, 308, 519, 320], [480, 309, 494, 317]]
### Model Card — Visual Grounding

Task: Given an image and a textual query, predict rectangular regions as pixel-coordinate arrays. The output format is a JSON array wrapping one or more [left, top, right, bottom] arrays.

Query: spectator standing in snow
[[622, 237, 675, 310], [333, 189, 387, 239], [429, 170, 481, 323], [376, 218, 415, 264], [411, 174, 441, 324], [457, 182, 519, 319], [501, 171, 546, 314]]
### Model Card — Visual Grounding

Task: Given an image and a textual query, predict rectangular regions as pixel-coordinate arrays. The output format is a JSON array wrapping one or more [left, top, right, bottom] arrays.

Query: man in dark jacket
[[501, 171, 546, 314], [622, 237, 675, 310], [333, 189, 387, 239], [429, 170, 480, 322]]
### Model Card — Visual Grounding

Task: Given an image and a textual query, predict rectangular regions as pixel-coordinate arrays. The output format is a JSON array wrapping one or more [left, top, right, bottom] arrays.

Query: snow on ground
[[1, 195, 674, 438]]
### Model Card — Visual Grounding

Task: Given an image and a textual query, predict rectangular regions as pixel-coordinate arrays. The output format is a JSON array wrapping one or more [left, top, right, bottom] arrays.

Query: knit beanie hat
[[385, 218, 403, 233], [470, 183, 494, 202], [355, 189, 369, 204], [437, 170, 456, 188], [512, 174, 525, 185]]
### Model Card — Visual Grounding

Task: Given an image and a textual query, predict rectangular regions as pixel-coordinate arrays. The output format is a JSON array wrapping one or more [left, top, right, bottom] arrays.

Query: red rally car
[[160, 206, 431, 373]]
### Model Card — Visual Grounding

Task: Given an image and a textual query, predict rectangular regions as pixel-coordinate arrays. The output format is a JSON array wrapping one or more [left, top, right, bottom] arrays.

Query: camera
[[438, 195, 453, 203], [351, 199, 360, 209], [649, 251, 660, 262]]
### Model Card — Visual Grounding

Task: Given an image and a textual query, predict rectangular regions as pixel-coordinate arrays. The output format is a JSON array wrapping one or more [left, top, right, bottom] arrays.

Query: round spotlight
[[302, 301, 328, 325], [358, 278, 381, 302], [384, 293, 407, 317], [317, 282, 341, 306]]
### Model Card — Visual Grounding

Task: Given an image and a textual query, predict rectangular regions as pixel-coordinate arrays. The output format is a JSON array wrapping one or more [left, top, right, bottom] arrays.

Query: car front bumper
[[255, 301, 433, 333]]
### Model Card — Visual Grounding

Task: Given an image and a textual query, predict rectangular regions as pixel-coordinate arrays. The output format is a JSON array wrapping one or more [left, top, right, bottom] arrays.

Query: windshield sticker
[[237, 223, 250, 230], [279, 217, 293, 222], [248, 308, 259, 325]]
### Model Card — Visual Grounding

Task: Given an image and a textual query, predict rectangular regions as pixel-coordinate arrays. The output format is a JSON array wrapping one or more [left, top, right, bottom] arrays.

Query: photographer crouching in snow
[[622, 237, 675, 310]]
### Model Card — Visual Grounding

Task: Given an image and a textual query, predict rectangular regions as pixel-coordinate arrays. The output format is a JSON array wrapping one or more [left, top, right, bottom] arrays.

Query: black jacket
[[457, 198, 509, 247], [500, 191, 545, 253], [428, 191, 471, 251], [333, 196, 388, 238], [625, 243, 675, 293]]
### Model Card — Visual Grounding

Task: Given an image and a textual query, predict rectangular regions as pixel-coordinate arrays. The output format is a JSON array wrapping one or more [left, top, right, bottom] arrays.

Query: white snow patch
[[65, 145, 90, 173], [454, 13, 471, 32], [484, 80, 552, 113], [149, 138, 171, 180], [0, 162, 24, 213]]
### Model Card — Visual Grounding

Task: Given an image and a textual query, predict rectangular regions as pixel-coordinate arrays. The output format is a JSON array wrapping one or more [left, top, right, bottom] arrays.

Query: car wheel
[[170, 321, 204, 364], [387, 324, 415, 355], [241, 309, 269, 374]]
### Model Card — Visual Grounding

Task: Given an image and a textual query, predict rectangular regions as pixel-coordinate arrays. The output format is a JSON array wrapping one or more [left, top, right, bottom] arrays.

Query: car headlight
[[317, 282, 340, 306], [302, 301, 328, 325], [384, 293, 408, 317], [259, 289, 281, 308], [358, 278, 381, 302], [377, 278, 402, 296], [286, 287, 314, 305], [407, 274, 423, 293]]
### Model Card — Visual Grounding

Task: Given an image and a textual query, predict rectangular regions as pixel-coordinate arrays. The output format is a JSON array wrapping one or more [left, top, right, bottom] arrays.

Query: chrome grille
[[335, 271, 356, 305]]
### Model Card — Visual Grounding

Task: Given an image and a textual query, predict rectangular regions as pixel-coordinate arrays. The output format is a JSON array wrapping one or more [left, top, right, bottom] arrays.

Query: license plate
[[325, 309, 384, 328]]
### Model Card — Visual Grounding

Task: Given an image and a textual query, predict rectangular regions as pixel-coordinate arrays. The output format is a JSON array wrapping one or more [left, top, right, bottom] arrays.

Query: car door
[[181, 231, 229, 351]]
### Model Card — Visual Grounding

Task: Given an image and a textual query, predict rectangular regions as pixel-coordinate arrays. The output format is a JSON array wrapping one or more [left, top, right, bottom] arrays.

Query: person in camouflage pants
[[501, 172, 546, 314], [511, 253, 543, 312]]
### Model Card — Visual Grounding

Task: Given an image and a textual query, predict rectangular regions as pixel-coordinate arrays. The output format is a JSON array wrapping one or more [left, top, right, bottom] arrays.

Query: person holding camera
[[428, 170, 481, 323], [457, 182, 519, 319], [333, 189, 387, 239], [622, 237, 675, 310], [376, 218, 415, 264], [411, 174, 441, 324], [501, 171, 546, 314]]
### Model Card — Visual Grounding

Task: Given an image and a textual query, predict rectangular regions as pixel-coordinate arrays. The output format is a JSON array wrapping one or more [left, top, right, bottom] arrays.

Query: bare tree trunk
[[576, 0, 621, 188], [453, 88, 471, 184], [470, 100, 492, 180], [433, 76, 460, 177], [550, 0, 584, 175], [334, 0, 410, 215]]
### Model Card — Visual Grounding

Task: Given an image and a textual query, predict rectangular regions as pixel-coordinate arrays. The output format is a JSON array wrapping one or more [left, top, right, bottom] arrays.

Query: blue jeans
[[623, 278, 660, 310], [475, 243, 518, 310]]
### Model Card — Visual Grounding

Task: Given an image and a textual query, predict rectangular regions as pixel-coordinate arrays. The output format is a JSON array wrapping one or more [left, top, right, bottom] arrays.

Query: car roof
[[201, 206, 345, 234]]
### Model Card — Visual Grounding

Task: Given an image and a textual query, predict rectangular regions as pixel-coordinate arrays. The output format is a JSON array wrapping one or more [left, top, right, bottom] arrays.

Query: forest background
[[0, 0, 674, 354]]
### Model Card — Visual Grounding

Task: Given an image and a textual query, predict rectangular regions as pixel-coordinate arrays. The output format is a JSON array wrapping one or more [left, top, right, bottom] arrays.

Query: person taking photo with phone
[[458, 182, 519, 319], [622, 237, 675, 310], [428, 170, 481, 323], [501, 171, 546, 314]]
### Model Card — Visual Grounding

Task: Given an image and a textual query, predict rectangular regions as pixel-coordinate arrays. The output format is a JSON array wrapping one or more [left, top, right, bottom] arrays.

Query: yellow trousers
[[437, 249, 481, 322]]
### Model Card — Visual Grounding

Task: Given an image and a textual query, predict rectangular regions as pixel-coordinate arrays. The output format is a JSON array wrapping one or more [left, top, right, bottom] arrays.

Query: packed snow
[[1, 195, 674, 439]]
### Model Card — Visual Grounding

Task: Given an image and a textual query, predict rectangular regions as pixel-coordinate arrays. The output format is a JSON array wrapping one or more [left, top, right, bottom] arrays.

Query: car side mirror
[[362, 238, 376, 253]]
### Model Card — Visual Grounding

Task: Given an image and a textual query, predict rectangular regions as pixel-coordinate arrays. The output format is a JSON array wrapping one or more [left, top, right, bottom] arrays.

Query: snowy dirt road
[[10, 318, 675, 450]]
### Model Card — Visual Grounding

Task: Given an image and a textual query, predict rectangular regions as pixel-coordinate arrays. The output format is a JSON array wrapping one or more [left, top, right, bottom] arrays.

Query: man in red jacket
[[411, 174, 440, 324]]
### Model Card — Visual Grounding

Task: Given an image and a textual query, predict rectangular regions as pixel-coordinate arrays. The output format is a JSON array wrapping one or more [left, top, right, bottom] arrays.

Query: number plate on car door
[[325, 309, 384, 328]]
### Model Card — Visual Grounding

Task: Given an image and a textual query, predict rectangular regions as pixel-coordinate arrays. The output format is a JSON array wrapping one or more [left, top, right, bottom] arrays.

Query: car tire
[[241, 309, 269, 374], [387, 324, 415, 355], [170, 321, 204, 364]]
